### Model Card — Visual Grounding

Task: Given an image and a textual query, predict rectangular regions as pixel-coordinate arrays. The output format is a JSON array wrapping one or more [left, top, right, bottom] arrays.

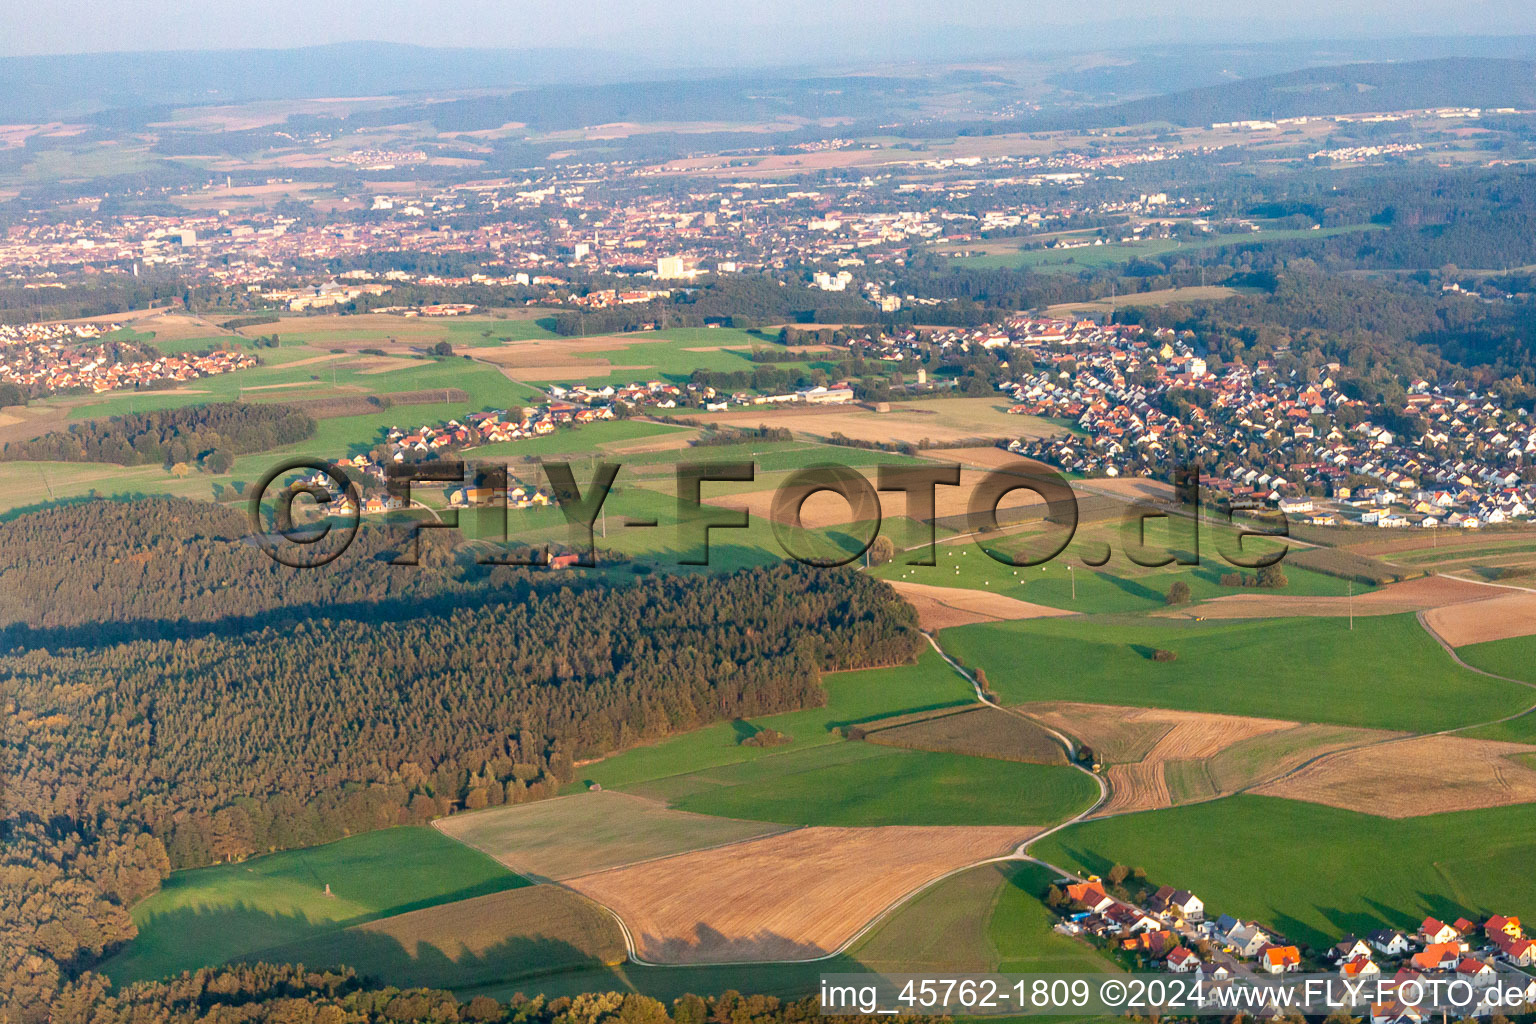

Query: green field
[[942, 613, 1530, 732], [1031, 794, 1536, 949], [871, 520, 1351, 615], [251, 884, 626, 990], [572, 649, 977, 792], [1455, 634, 1536, 684], [863, 705, 1067, 765], [1452, 635, 1536, 742], [437, 791, 785, 880], [854, 860, 1116, 973], [101, 827, 525, 985], [638, 741, 1098, 827]]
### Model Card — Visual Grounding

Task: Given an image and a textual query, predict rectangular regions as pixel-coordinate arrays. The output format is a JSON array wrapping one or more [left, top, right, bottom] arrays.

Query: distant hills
[[4, 41, 1536, 134], [1057, 57, 1536, 129], [0, 42, 674, 121]]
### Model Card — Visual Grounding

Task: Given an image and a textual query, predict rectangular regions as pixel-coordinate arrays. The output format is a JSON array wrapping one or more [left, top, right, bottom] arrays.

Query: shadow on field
[[104, 884, 624, 991]]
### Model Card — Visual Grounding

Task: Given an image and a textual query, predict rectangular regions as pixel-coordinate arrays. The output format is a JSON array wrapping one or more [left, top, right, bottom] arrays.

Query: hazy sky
[[5, 0, 1536, 58]]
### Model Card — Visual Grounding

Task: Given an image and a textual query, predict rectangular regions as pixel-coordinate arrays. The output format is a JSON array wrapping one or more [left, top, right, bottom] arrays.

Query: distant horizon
[[4, 0, 1536, 61], [4, 29, 1536, 63]]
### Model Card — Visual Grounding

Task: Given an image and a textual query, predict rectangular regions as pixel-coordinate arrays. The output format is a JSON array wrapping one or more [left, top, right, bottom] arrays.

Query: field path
[[504, 607, 1536, 974], [917, 632, 1109, 853]]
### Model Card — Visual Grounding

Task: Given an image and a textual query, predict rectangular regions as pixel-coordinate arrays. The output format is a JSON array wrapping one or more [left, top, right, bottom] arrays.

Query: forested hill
[[1055, 57, 1536, 128], [0, 497, 923, 1018], [0, 498, 517, 638], [0, 401, 314, 468]]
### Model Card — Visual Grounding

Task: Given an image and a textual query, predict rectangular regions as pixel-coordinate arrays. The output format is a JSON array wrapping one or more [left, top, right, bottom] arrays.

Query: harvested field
[[1023, 702, 1175, 764], [1424, 589, 1536, 646], [266, 353, 349, 370], [565, 826, 1032, 963], [493, 361, 651, 381], [1044, 285, 1242, 317], [120, 311, 240, 342], [238, 380, 324, 392], [1188, 723, 1398, 798], [472, 335, 669, 368], [355, 357, 423, 374], [596, 430, 699, 455], [698, 399, 1061, 446], [889, 580, 1076, 629], [1329, 528, 1536, 559], [1023, 702, 1312, 815], [435, 790, 786, 881], [254, 884, 626, 989], [1254, 735, 1536, 816], [1077, 476, 1178, 504], [861, 705, 1066, 765], [1167, 575, 1494, 620], [1285, 546, 1413, 586], [921, 446, 1044, 470], [704, 468, 1048, 528]]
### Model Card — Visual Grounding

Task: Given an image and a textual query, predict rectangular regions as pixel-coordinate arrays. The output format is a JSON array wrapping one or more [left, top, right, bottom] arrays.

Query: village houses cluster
[[875, 315, 1536, 526], [1058, 877, 1536, 1021], [0, 320, 256, 396]]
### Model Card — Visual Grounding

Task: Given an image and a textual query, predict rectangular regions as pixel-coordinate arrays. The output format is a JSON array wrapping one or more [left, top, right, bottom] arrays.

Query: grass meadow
[[572, 649, 977, 792], [941, 612, 1531, 732], [101, 827, 524, 985], [1031, 794, 1536, 950], [642, 741, 1098, 827]]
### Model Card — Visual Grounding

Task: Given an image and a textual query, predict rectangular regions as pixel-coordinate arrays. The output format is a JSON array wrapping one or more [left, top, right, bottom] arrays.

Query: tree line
[[0, 401, 315, 470], [45, 964, 952, 1024]]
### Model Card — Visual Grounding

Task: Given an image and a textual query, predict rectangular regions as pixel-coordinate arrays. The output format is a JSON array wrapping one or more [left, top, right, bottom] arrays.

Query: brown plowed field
[[1424, 589, 1536, 646], [564, 826, 1032, 962], [1023, 702, 1361, 815], [1254, 735, 1536, 816], [889, 580, 1076, 629]]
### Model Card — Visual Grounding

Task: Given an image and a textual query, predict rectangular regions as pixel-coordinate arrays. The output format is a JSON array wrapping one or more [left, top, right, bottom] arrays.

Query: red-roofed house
[[1419, 918, 1460, 945], [1486, 915, 1523, 940], [1493, 933, 1536, 967], [1166, 947, 1198, 973], [1066, 882, 1113, 914], [1456, 958, 1498, 987], [1410, 943, 1461, 972], [1262, 945, 1302, 974]]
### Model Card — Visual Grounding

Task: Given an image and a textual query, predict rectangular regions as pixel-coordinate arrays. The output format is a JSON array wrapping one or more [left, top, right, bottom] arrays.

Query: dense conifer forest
[[0, 498, 922, 1020], [0, 401, 315, 468]]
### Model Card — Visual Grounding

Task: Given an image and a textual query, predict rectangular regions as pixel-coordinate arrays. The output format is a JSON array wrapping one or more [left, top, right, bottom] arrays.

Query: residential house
[[1165, 947, 1199, 972], [1147, 886, 1204, 922], [1262, 945, 1302, 974], [1370, 929, 1411, 957], [1455, 957, 1498, 987], [1228, 923, 1273, 959], [1493, 933, 1536, 967], [1486, 915, 1523, 940], [1334, 937, 1373, 962], [1066, 881, 1113, 914], [1410, 942, 1462, 972], [1418, 917, 1461, 946], [1340, 955, 1381, 978]]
